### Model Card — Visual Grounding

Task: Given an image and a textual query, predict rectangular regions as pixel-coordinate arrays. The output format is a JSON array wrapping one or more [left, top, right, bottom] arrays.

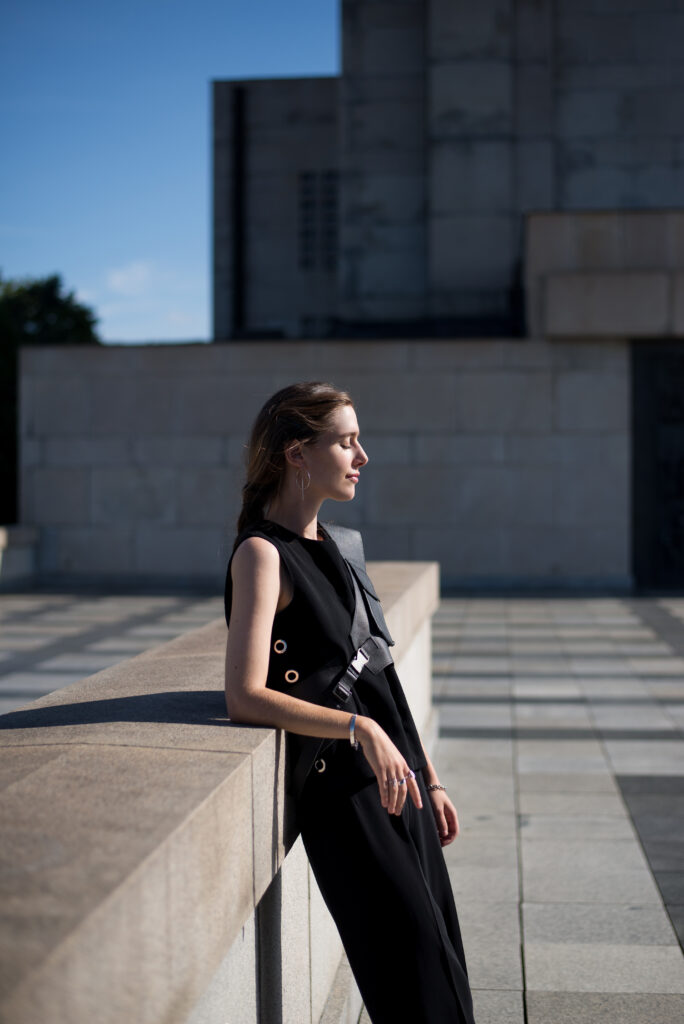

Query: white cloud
[[80, 259, 209, 341], [106, 260, 154, 296]]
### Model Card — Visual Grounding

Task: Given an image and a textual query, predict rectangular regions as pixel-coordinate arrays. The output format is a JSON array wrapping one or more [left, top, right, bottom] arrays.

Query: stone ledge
[[544, 270, 671, 337], [0, 560, 438, 1024], [525, 210, 684, 339]]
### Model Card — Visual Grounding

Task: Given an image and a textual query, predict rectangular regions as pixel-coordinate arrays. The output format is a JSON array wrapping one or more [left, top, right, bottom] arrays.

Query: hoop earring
[[295, 468, 311, 499]]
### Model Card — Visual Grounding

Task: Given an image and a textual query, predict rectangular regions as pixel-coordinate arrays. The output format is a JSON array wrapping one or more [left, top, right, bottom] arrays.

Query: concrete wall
[[19, 337, 631, 589], [0, 561, 438, 1024], [526, 210, 684, 338]]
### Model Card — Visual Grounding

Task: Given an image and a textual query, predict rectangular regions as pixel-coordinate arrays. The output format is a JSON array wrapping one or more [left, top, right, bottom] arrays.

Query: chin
[[332, 485, 356, 502]]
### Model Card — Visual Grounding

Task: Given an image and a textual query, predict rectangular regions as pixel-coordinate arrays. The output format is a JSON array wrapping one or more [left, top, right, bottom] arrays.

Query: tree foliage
[[0, 273, 100, 523]]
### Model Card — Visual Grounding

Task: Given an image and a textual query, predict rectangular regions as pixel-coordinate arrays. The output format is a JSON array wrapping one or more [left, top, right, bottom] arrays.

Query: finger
[[387, 776, 398, 814], [408, 777, 423, 809], [445, 802, 460, 838], [395, 779, 407, 815], [378, 775, 388, 808], [434, 809, 449, 840]]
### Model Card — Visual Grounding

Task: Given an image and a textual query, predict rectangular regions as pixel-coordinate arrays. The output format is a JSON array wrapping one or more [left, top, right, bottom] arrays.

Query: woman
[[224, 382, 475, 1024]]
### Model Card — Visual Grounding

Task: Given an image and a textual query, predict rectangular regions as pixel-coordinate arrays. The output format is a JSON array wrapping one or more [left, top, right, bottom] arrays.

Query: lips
[[347, 474, 359, 483]]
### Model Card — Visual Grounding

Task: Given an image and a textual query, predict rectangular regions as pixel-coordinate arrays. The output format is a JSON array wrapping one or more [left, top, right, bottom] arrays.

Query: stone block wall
[[19, 337, 631, 589]]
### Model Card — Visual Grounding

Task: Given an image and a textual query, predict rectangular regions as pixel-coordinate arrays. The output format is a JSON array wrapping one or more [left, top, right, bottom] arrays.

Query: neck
[[268, 488, 323, 541]]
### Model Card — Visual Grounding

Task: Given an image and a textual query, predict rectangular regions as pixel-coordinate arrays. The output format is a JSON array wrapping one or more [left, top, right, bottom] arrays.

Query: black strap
[[290, 523, 394, 798]]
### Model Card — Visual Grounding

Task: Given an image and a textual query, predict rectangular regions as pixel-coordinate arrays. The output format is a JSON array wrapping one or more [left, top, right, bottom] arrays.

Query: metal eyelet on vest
[[314, 758, 326, 773], [273, 639, 287, 654], [285, 669, 299, 684]]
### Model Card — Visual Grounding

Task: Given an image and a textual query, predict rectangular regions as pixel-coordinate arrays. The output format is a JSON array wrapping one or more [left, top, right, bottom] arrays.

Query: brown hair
[[236, 381, 353, 536]]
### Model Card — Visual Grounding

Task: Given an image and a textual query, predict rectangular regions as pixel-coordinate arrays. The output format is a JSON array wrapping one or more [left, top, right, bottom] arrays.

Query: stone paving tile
[[85, 637, 161, 653], [519, 813, 635, 841], [455, 812, 518, 839], [37, 652, 133, 672], [605, 740, 684, 774], [470, 990, 524, 1024], [447, 862, 520, 904], [0, 636, 56, 650], [591, 705, 676, 728], [517, 791, 626, 815], [438, 704, 513, 729], [456, 901, 522, 990], [444, 836, 518, 870], [433, 679, 511, 697], [444, 784, 516, 818], [522, 902, 677, 945], [517, 752, 610, 774], [433, 739, 513, 776], [520, 839, 661, 904], [517, 772, 619, 794], [512, 681, 583, 697], [642, 840, 684, 872], [0, 670, 87, 693], [525, 942, 684, 993], [639, 815, 684, 842], [526, 992, 684, 1024], [514, 703, 592, 724], [656, 872, 684, 903]]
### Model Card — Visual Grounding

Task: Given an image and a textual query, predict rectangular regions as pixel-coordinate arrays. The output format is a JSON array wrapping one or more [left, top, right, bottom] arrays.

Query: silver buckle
[[350, 647, 370, 674]]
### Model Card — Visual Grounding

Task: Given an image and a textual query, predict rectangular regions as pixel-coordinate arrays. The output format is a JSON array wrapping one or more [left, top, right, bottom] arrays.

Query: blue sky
[[1, 0, 339, 342]]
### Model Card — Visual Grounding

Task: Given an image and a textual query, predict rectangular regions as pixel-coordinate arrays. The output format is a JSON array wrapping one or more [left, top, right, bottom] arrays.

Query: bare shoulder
[[231, 535, 280, 585]]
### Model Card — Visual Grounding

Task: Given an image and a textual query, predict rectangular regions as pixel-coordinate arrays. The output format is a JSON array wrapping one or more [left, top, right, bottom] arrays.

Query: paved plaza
[[2, 591, 684, 1022], [430, 596, 684, 1024], [0, 591, 225, 718]]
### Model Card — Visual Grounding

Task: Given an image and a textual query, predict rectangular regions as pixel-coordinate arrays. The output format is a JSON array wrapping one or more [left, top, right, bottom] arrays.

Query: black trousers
[[298, 769, 476, 1024]]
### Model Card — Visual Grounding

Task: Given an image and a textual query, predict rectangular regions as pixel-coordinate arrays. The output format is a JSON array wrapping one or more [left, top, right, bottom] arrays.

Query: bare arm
[[224, 536, 422, 814], [419, 737, 461, 846], [420, 739, 441, 786]]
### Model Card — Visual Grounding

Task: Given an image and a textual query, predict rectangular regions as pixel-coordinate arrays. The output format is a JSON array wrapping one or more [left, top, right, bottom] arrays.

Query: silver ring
[[398, 778, 406, 786], [405, 770, 416, 780], [389, 778, 398, 788]]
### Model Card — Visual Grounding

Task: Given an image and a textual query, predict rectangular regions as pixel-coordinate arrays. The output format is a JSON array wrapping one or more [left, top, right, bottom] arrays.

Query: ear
[[284, 441, 306, 469]]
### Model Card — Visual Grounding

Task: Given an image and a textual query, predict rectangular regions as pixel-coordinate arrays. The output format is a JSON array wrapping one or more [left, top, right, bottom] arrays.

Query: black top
[[225, 519, 427, 796]]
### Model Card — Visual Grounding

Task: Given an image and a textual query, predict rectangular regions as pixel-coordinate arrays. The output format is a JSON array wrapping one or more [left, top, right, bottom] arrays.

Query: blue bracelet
[[349, 713, 359, 750]]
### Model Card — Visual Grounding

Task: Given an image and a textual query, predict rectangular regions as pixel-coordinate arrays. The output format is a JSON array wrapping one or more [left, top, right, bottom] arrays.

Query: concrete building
[[213, 0, 684, 340]]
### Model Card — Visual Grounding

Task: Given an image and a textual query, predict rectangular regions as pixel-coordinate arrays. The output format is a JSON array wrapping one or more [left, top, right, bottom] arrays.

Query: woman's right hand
[[355, 717, 423, 815]]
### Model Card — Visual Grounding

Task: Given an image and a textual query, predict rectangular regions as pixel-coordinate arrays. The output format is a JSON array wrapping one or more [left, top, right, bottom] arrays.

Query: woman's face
[[303, 405, 368, 502]]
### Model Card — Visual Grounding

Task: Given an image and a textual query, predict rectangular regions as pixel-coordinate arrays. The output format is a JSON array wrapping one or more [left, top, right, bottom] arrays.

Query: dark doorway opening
[[632, 342, 684, 590]]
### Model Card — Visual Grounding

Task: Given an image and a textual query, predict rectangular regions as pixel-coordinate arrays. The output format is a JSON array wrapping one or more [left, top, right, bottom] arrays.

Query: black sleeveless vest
[[224, 519, 426, 798]]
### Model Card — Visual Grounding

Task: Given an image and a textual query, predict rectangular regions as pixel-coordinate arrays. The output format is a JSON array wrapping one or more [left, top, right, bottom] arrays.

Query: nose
[[354, 443, 368, 467]]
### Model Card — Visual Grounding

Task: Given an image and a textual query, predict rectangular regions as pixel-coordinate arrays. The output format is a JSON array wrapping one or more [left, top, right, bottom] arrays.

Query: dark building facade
[[213, 0, 684, 340]]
